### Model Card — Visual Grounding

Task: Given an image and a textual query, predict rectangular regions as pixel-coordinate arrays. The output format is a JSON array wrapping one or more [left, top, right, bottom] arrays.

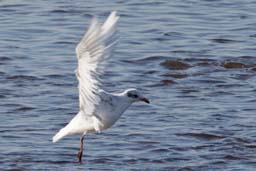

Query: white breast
[[95, 91, 131, 130]]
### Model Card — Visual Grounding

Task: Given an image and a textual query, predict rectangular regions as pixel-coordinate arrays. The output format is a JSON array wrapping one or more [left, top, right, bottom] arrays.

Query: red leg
[[77, 133, 86, 163]]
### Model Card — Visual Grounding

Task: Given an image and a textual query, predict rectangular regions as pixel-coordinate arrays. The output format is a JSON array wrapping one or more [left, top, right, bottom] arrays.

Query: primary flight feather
[[52, 11, 149, 163]]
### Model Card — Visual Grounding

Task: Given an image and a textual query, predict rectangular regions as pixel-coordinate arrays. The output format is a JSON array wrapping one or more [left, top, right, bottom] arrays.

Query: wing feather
[[75, 11, 119, 117]]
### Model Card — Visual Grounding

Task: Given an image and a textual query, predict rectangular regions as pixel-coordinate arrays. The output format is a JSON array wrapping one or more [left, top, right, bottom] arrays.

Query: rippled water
[[1, 0, 256, 170]]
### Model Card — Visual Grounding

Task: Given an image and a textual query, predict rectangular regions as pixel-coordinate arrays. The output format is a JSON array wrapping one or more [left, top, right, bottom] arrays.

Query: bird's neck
[[113, 91, 133, 114]]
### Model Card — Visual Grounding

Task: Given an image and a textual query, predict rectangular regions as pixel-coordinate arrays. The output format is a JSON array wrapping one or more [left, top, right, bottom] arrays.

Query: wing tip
[[111, 10, 117, 16], [102, 11, 119, 32], [111, 11, 119, 20], [52, 135, 58, 143]]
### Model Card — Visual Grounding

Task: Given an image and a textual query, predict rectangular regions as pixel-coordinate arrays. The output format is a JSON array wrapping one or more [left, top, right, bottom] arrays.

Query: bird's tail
[[52, 112, 83, 143], [52, 127, 69, 143]]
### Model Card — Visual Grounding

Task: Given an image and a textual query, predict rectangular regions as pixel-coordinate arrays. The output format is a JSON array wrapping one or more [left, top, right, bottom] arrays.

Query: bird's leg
[[77, 132, 86, 163]]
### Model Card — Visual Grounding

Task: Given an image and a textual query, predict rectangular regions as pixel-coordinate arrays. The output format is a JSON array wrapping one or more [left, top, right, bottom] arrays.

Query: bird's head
[[124, 88, 150, 104]]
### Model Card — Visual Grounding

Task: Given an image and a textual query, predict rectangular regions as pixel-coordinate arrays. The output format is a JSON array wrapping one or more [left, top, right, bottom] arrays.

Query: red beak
[[139, 97, 150, 104]]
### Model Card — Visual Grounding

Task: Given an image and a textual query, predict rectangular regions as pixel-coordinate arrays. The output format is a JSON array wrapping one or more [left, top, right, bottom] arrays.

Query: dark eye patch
[[127, 92, 132, 97], [127, 92, 138, 98]]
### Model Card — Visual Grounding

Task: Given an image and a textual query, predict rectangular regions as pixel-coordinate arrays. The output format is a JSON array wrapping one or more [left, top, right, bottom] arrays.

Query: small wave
[[176, 132, 225, 140], [91, 158, 113, 164], [250, 34, 256, 37], [191, 145, 214, 150], [150, 148, 170, 153], [196, 79, 226, 84], [128, 1, 165, 6], [0, 4, 27, 8], [124, 158, 137, 164], [166, 157, 191, 162], [4, 167, 25, 171], [15, 106, 35, 111], [6, 75, 43, 81], [53, 41, 74, 45], [223, 155, 247, 160], [251, 67, 256, 71], [161, 73, 188, 79], [50, 9, 88, 15], [139, 28, 161, 34], [210, 38, 239, 44], [0, 56, 11, 61], [128, 55, 167, 64], [148, 79, 176, 87], [150, 159, 165, 163], [50, 9, 69, 13], [126, 40, 143, 45], [135, 140, 160, 145], [245, 144, 256, 148], [164, 31, 183, 37], [44, 74, 66, 79], [176, 166, 196, 171]]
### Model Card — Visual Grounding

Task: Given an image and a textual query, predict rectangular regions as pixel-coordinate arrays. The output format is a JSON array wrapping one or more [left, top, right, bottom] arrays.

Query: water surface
[[1, 0, 256, 170]]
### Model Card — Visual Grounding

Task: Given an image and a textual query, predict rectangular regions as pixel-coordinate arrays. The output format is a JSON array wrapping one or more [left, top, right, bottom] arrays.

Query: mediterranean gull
[[52, 11, 150, 163]]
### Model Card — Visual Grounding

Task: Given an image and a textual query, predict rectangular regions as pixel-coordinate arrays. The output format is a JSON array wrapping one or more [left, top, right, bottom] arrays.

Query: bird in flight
[[52, 11, 150, 163]]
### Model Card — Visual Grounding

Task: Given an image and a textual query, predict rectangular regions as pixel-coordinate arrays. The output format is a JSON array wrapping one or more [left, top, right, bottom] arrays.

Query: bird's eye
[[127, 92, 138, 98]]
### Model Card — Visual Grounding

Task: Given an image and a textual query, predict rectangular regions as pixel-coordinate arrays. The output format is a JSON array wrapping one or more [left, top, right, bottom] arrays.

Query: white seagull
[[52, 11, 149, 163]]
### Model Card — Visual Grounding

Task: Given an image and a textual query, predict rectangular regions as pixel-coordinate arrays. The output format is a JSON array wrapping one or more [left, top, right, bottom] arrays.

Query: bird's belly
[[101, 114, 120, 130], [95, 94, 130, 131]]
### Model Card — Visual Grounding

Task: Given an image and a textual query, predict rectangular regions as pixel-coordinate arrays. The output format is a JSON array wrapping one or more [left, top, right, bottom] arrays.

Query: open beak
[[139, 97, 150, 104]]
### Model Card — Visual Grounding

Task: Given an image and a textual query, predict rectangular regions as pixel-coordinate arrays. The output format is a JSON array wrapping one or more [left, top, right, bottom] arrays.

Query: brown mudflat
[[161, 79, 176, 86], [222, 62, 246, 69], [161, 60, 191, 70]]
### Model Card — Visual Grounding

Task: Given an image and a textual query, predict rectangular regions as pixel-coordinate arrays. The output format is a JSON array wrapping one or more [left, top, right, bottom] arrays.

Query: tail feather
[[52, 127, 69, 143], [52, 112, 88, 143]]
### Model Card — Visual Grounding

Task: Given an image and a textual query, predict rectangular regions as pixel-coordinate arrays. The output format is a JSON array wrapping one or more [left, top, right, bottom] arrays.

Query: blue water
[[1, 0, 256, 170]]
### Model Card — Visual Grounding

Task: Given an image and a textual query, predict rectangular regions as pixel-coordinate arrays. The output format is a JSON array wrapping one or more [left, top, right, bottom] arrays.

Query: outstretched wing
[[75, 11, 119, 120]]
